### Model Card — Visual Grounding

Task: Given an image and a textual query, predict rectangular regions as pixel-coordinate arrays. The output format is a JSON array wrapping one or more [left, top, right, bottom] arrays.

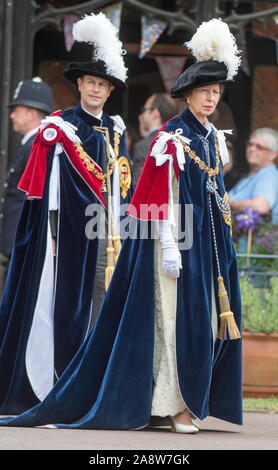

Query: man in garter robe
[[0, 19, 242, 432], [0, 13, 132, 414]]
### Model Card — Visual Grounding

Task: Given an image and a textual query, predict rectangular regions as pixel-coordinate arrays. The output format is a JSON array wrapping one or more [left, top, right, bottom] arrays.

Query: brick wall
[[253, 2, 278, 38], [39, 60, 79, 112], [252, 66, 278, 131], [251, 3, 278, 132]]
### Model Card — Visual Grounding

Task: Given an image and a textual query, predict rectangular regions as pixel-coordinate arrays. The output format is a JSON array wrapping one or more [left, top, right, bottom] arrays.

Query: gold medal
[[118, 156, 131, 199]]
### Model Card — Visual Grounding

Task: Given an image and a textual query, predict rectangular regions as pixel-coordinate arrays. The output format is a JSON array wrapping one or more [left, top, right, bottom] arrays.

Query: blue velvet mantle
[[0, 108, 242, 429], [0, 104, 132, 414]]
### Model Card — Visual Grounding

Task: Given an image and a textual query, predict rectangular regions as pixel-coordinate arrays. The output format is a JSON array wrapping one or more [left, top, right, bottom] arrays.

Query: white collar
[[204, 121, 213, 139], [21, 127, 39, 145]]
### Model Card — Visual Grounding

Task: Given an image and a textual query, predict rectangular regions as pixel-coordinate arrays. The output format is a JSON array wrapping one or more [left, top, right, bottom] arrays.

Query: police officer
[[0, 77, 53, 296]]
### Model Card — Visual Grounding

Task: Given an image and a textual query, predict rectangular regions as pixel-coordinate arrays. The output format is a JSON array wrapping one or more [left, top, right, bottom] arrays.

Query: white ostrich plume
[[185, 18, 241, 80], [72, 12, 128, 82]]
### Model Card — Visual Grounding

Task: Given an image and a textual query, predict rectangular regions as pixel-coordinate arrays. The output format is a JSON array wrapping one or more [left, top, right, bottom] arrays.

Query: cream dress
[[151, 172, 218, 417]]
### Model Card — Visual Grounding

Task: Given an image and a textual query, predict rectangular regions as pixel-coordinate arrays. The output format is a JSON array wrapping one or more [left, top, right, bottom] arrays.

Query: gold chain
[[73, 129, 120, 182], [175, 131, 220, 178]]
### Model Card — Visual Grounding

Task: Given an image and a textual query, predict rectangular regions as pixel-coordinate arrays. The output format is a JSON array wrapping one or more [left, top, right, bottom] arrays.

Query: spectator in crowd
[[132, 93, 179, 185], [228, 127, 278, 224], [210, 100, 239, 190], [0, 77, 53, 296], [125, 123, 140, 164]]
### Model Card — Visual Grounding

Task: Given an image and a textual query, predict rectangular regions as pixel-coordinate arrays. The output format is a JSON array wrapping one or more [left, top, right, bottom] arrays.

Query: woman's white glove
[[159, 221, 182, 278]]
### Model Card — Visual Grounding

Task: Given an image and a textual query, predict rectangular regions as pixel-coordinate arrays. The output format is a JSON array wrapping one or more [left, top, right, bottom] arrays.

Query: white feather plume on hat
[[185, 18, 241, 80], [72, 12, 128, 83]]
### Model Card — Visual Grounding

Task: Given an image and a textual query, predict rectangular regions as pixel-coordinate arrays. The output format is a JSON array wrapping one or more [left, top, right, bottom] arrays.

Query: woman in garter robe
[[0, 18, 242, 434]]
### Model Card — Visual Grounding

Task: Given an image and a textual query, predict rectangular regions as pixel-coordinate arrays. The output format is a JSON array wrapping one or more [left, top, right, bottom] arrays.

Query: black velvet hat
[[64, 61, 127, 90], [171, 60, 232, 98], [170, 18, 241, 99], [64, 13, 128, 92]]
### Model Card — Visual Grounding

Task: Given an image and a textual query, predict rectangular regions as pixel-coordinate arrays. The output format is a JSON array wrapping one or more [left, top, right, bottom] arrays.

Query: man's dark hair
[[151, 93, 179, 124]]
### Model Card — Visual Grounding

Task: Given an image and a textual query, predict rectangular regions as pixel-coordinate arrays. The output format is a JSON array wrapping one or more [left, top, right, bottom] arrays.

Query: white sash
[[25, 147, 61, 400]]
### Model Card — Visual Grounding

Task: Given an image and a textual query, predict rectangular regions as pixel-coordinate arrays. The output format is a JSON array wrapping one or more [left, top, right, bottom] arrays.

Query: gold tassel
[[105, 235, 121, 291], [112, 234, 122, 265], [105, 265, 114, 291], [94, 126, 123, 291], [217, 276, 241, 340], [105, 239, 115, 291]]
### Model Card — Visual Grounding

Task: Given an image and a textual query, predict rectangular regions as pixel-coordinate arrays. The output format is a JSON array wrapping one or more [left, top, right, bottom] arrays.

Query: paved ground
[[0, 411, 277, 451]]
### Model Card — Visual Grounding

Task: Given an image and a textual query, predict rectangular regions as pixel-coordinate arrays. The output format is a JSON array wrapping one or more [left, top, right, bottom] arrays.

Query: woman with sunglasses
[[228, 128, 278, 224]]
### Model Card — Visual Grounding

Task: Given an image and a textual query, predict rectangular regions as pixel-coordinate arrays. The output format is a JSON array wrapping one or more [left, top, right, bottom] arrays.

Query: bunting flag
[[63, 4, 123, 52], [101, 2, 123, 34], [139, 16, 167, 58], [63, 15, 78, 52], [155, 56, 187, 93]]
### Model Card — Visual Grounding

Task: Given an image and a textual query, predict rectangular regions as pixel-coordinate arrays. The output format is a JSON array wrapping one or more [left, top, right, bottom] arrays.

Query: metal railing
[[236, 253, 278, 287]]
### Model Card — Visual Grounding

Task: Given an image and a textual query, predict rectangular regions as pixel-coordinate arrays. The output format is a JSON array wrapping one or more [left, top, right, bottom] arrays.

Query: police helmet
[[8, 77, 53, 114]]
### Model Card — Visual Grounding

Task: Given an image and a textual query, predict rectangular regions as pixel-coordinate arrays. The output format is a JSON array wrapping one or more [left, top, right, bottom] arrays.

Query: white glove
[[159, 221, 182, 279], [111, 115, 126, 135]]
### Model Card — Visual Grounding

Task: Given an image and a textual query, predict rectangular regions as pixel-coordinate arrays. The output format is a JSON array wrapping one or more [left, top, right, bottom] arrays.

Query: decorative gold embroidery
[[222, 191, 232, 236], [207, 178, 233, 235]]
